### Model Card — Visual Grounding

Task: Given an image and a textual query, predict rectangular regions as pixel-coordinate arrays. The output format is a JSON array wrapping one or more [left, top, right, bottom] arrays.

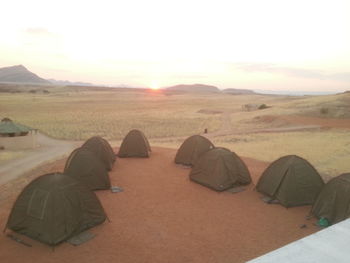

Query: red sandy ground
[[0, 147, 319, 263]]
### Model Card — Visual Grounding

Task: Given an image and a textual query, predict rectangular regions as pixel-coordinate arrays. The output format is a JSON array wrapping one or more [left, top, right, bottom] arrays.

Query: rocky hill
[[166, 84, 220, 93], [222, 88, 255, 94], [48, 79, 93, 86], [0, 65, 51, 84]]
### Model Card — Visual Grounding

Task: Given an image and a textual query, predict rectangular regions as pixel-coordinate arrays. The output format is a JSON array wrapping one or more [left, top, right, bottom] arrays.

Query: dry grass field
[[1, 87, 350, 178], [212, 130, 350, 179], [0, 88, 331, 140], [1, 90, 225, 140]]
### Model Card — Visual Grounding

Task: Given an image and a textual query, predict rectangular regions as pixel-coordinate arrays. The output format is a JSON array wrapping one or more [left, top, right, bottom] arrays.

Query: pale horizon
[[1, 0, 349, 92]]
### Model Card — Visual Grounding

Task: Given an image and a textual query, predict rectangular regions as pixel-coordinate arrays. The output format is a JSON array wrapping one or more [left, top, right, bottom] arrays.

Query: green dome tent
[[312, 173, 350, 225], [64, 147, 111, 190], [256, 155, 324, 207], [118, 129, 151, 158], [190, 147, 251, 191], [5, 172, 106, 246], [82, 136, 116, 171], [175, 135, 214, 166]]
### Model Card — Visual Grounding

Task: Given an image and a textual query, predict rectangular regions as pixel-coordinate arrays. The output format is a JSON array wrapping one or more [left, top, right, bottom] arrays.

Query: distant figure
[[204, 128, 208, 134]]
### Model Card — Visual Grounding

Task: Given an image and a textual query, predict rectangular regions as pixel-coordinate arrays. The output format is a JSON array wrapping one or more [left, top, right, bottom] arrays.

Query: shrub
[[258, 104, 268, 110], [320, 107, 329, 115]]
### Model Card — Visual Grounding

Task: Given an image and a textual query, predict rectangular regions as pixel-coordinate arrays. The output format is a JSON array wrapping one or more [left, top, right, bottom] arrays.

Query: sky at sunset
[[0, 0, 349, 92]]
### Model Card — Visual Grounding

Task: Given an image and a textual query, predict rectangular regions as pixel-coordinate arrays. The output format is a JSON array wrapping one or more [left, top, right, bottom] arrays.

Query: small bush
[[258, 104, 268, 110], [320, 107, 329, 115]]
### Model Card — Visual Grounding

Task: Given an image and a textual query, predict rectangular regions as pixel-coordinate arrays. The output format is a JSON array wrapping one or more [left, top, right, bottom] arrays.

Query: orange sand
[[0, 147, 318, 263]]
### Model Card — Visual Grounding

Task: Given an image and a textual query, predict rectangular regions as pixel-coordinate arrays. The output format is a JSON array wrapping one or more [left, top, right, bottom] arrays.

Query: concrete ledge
[[247, 219, 350, 263]]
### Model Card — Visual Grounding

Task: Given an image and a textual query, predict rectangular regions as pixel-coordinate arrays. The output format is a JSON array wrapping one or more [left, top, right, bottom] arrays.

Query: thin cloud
[[44, 67, 70, 73], [24, 27, 53, 36], [167, 74, 209, 79], [234, 63, 350, 83], [330, 72, 350, 82]]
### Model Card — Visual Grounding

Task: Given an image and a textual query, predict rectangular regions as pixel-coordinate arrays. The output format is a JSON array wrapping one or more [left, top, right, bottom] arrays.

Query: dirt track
[[276, 115, 350, 129], [0, 133, 80, 185], [0, 147, 318, 263]]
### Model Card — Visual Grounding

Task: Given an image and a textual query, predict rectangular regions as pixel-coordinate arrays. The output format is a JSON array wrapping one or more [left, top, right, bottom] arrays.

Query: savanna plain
[[1, 86, 350, 179], [1, 86, 350, 263]]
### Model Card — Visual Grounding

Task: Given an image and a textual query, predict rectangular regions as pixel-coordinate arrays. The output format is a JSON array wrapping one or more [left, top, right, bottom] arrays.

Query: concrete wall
[[0, 132, 37, 150]]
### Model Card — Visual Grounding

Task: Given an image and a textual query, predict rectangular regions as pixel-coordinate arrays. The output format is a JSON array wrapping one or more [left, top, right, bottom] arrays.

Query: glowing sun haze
[[1, 0, 350, 92]]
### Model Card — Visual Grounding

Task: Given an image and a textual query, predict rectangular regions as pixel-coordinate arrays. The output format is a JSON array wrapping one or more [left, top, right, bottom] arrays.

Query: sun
[[150, 81, 160, 90]]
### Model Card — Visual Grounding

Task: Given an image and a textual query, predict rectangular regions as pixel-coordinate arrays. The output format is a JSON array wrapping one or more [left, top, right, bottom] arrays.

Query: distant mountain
[[166, 84, 220, 93], [0, 65, 51, 84], [222, 88, 255, 94], [48, 79, 93, 86], [255, 89, 338, 96]]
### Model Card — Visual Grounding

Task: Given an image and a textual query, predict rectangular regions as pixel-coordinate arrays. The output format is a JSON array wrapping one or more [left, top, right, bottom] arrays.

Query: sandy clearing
[[0, 147, 319, 263], [0, 133, 80, 185]]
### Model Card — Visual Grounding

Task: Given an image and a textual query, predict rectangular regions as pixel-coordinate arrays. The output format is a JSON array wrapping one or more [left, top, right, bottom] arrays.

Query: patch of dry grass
[[278, 93, 350, 118], [211, 130, 350, 180], [0, 150, 26, 163]]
